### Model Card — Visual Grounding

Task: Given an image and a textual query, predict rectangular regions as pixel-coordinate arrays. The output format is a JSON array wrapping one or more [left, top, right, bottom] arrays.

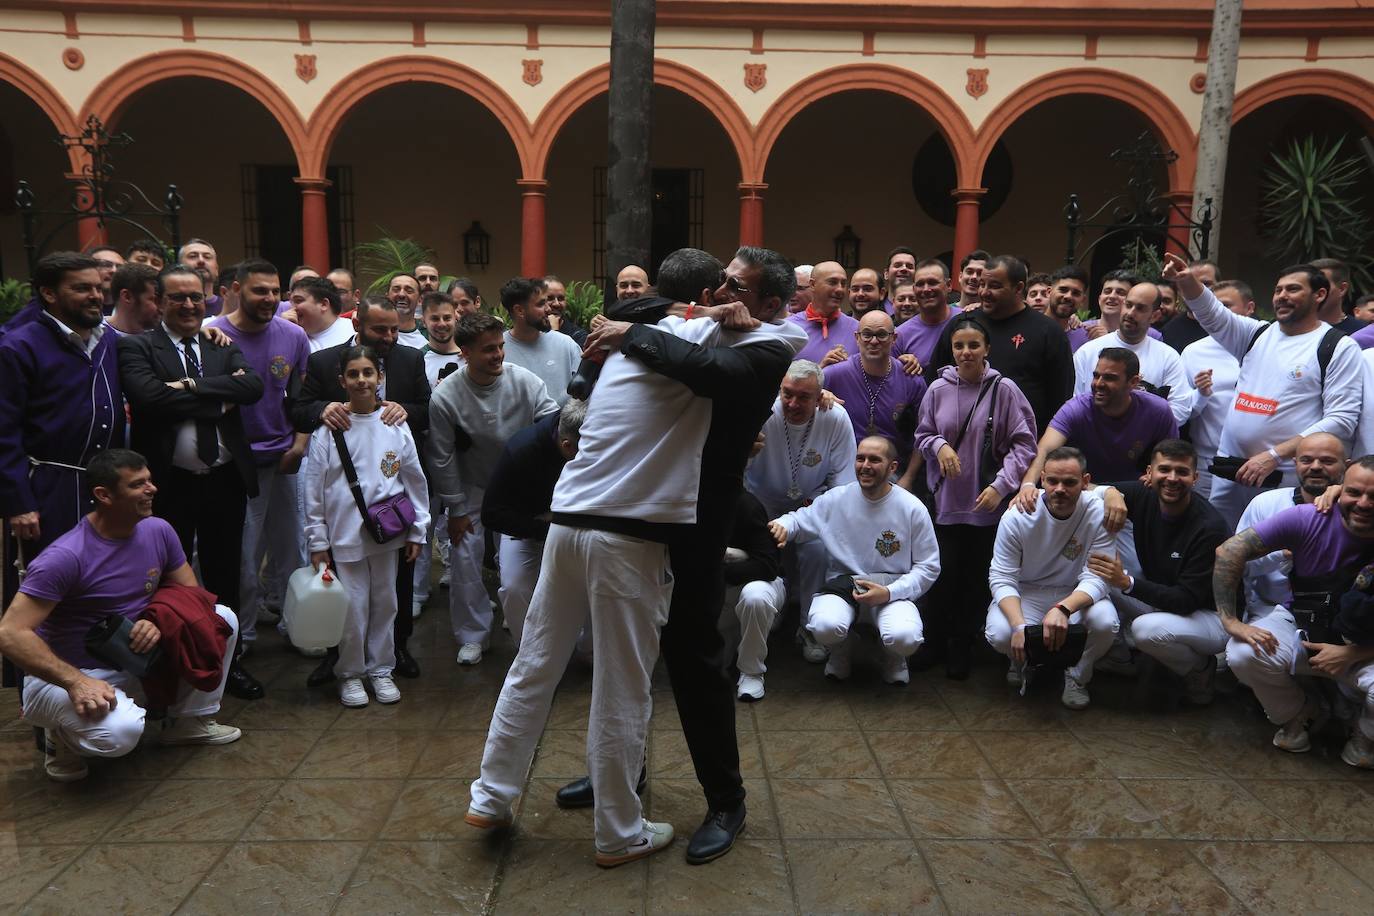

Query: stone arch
[[973, 68, 1196, 191], [1232, 69, 1374, 132], [529, 60, 755, 180], [304, 55, 533, 179], [0, 53, 81, 170], [80, 50, 310, 175], [753, 64, 977, 186]]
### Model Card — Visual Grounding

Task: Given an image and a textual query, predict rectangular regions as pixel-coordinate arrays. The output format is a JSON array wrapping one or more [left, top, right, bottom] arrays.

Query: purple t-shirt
[[787, 310, 860, 365], [23, 516, 186, 669], [208, 315, 310, 456], [1352, 322, 1374, 350], [1048, 390, 1178, 481], [823, 354, 927, 460], [894, 306, 962, 367], [1252, 504, 1374, 580], [1066, 326, 1090, 353]]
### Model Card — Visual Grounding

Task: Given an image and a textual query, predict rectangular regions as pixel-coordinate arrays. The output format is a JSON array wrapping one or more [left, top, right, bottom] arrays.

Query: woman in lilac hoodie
[[914, 315, 1037, 678]]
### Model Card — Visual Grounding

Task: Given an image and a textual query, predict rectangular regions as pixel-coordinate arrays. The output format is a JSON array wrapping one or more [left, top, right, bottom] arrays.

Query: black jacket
[[724, 490, 782, 587], [118, 327, 264, 495], [1112, 481, 1230, 615], [291, 340, 431, 440], [481, 410, 566, 540]]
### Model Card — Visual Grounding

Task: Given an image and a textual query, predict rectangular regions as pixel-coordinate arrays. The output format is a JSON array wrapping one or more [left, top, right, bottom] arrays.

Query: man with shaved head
[[615, 264, 649, 301], [822, 310, 926, 470], [789, 260, 859, 364]]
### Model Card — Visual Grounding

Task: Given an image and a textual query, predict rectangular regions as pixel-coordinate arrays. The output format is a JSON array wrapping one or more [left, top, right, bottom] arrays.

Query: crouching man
[[769, 436, 940, 685], [986, 446, 1119, 709], [0, 450, 241, 782]]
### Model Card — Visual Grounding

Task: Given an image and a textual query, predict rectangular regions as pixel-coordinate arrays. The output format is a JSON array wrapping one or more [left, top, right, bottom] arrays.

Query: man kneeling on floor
[[0, 449, 241, 782], [768, 435, 940, 685]]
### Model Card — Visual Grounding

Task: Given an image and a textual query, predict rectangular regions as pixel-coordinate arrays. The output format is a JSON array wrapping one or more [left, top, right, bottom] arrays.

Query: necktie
[[183, 337, 219, 466]]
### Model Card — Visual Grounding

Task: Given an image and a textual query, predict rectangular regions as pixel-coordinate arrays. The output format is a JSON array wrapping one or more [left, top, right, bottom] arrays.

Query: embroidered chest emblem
[[802, 448, 822, 468], [144, 567, 160, 594], [1289, 366, 1304, 380], [1061, 536, 1083, 561], [875, 530, 901, 557], [269, 355, 291, 379], [380, 451, 401, 478]]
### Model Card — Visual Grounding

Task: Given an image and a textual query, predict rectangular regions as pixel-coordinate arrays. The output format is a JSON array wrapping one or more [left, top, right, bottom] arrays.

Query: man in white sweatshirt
[[1162, 254, 1363, 529], [769, 435, 940, 685], [986, 445, 1119, 709], [426, 312, 558, 665]]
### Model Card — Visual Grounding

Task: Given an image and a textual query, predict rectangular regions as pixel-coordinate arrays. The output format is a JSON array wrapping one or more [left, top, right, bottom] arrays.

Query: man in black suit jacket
[[291, 297, 431, 679], [118, 266, 264, 695]]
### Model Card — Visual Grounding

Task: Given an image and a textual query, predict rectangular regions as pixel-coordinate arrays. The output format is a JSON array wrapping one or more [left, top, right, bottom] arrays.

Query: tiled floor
[[3, 600, 1373, 915]]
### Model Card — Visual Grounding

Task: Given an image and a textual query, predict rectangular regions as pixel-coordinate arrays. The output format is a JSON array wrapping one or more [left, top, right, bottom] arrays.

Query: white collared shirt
[[47, 312, 103, 359]]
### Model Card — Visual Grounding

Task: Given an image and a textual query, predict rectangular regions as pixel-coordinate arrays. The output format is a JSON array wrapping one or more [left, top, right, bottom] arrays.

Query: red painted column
[[951, 187, 987, 271], [518, 179, 548, 277], [738, 182, 767, 247], [294, 177, 332, 272]]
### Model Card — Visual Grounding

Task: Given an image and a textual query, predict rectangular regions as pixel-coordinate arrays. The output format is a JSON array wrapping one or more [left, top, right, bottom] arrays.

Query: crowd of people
[[1, 233, 1374, 870]]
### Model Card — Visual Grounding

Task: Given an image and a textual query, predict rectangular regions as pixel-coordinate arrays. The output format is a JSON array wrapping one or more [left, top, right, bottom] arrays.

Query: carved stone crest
[[965, 68, 988, 99], [295, 53, 317, 83], [744, 63, 767, 93], [522, 59, 543, 87]]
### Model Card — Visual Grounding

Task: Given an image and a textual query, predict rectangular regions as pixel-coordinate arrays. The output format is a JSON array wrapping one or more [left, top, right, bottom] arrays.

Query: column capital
[[293, 176, 332, 194], [517, 178, 549, 194], [951, 186, 988, 203]]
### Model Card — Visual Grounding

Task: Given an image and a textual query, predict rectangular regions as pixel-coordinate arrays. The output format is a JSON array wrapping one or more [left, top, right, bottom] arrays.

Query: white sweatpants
[[984, 587, 1120, 685], [413, 491, 448, 603], [1227, 607, 1374, 741], [471, 524, 672, 852], [448, 515, 491, 645], [240, 462, 305, 642], [1112, 591, 1226, 676], [497, 535, 544, 646], [807, 592, 924, 660], [22, 607, 238, 757], [334, 552, 399, 679], [728, 578, 787, 676]]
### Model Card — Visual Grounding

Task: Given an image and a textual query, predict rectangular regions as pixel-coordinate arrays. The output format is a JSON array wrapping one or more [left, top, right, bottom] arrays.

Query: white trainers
[[1060, 673, 1090, 710], [1006, 661, 1024, 688], [736, 673, 765, 702], [370, 674, 401, 705], [881, 653, 910, 685], [340, 677, 369, 708], [457, 643, 484, 666], [464, 802, 512, 830], [43, 729, 88, 782], [823, 650, 851, 681], [1340, 732, 1374, 769], [798, 627, 829, 664], [159, 716, 242, 746], [1182, 655, 1217, 706], [411, 598, 424, 619], [1273, 695, 1322, 753], [595, 819, 675, 868]]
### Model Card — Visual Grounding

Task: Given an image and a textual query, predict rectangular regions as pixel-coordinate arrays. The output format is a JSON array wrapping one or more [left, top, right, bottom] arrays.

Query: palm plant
[[1259, 135, 1374, 291], [352, 229, 454, 295], [0, 278, 32, 323], [564, 279, 604, 326]]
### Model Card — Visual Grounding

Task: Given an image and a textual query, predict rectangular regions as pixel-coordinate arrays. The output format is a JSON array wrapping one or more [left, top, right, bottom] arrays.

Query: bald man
[[615, 265, 649, 301], [788, 261, 860, 364], [822, 310, 927, 469]]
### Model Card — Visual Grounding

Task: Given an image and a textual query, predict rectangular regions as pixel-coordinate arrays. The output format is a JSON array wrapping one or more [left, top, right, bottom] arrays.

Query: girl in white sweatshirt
[[304, 346, 430, 708]]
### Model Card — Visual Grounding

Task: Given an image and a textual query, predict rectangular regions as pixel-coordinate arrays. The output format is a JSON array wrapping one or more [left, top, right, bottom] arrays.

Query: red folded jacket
[[139, 582, 231, 708]]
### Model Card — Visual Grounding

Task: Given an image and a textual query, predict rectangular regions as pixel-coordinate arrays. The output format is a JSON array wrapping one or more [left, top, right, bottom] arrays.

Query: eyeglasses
[[858, 330, 893, 341], [724, 275, 751, 296], [165, 291, 205, 304]]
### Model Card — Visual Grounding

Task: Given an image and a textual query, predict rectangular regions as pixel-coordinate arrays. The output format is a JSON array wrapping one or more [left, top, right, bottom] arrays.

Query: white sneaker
[[1340, 732, 1374, 769], [1274, 696, 1322, 753], [736, 673, 765, 702], [1061, 673, 1090, 710], [159, 716, 242, 746], [43, 729, 88, 783], [370, 674, 401, 704], [798, 627, 828, 663], [464, 802, 512, 830], [595, 819, 675, 868], [824, 652, 851, 681], [340, 677, 369, 707], [1006, 661, 1024, 688], [457, 643, 484, 665], [411, 598, 425, 619], [881, 653, 910, 685]]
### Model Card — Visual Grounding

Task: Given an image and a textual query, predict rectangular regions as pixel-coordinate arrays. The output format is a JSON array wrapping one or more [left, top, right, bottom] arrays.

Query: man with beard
[[387, 273, 425, 349], [542, 275, 587, 346], [882, 248, 916, 314], [1219, 456, 1374, 770], [501, 277, 582, 406], [179, 240, 222, 316], [207, 260, 310, 698], [956, 249, 988, 309], [1311, 258, 1364, 335], [1085, 440, 1231, 704], [894, 259, 960, 367], [848, 268, 886, 318], [292, 297, 431, 681], [789, 261, 859, 364], [88, 246, 124, 312], [1072, 281, 1193, 427], [1045, 265, 1091, 353], [103, 263, 161, 337], [414, 262, 442, 297], [1163, 254, 1362, 528]]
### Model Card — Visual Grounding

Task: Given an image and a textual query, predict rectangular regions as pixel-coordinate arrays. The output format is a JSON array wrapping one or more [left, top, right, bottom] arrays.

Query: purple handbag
[[331, 429, 417, 544]]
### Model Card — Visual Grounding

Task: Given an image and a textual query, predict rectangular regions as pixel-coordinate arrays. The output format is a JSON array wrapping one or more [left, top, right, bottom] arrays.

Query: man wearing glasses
[[823, 310, 927, 470]]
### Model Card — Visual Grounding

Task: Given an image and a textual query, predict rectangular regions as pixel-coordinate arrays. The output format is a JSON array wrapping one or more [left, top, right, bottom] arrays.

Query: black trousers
[[394, 554, 414, 650], [928, 523, 998, 650], [660, 529, 745, 814], [158, 464, 247, 611]]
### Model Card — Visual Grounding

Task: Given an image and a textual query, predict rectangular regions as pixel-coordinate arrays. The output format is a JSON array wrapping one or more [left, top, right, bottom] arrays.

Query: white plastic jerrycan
[[284, 565, 349, 651]]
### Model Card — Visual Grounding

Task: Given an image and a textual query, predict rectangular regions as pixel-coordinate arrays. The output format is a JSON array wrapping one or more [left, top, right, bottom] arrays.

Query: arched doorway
[[0, 79, 76, 279]]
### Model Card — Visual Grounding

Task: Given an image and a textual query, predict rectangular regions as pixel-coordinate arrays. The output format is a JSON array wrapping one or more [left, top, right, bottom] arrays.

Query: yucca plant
[[1116, 237, 1166, 284], [0, 278, 32, 323], [564, 279, 605, 326], [1259, 136, 1374, 291], [352, 229, 455, 295]]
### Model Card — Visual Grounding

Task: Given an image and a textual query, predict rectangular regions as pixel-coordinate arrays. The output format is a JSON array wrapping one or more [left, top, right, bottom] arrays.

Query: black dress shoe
[[225, 663, 264, 700], [555, 766, 648, 810], [945, 639, 972, 681], [686, 803, 746, 865], [393, 647, 421, 679], [306, 657, 335, 688]]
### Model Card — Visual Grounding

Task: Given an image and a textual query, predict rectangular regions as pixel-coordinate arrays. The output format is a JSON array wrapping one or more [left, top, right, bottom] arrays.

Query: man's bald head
[[858, 309, 894, 333], [810, 261, 849, 316], [858, 434, 898, 463], [615, 264, 649, 300]]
